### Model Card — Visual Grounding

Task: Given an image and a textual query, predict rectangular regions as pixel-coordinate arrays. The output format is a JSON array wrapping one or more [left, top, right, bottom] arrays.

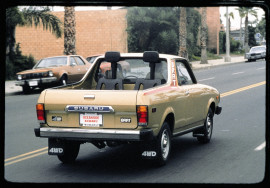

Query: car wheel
[[22, 85, 31, 94], [197, 108, 213, 144], [57, 141, 80, 164], [60, 75, 67, 86], [155, 122, 172, 166]]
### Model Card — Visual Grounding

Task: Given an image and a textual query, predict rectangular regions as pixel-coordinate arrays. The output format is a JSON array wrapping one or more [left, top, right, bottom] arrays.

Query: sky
[[219, 6, 265, 30], [51, 6, 265, 31]]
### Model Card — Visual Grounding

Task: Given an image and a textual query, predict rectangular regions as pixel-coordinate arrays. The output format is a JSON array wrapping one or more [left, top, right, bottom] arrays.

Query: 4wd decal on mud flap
[[49, 147, 64, 155], [142, 151, 157, 157]]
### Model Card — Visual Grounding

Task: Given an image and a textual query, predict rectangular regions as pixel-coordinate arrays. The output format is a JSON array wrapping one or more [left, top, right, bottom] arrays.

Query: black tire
[[197, 108, 213, 144], [22, 85, 31, 94], [57, 141, 80, 164], [155, 122, 172, 166], [59, 75, 67, 86]]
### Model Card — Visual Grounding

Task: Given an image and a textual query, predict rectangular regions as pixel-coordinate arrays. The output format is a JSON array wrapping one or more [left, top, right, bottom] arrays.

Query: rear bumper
[[34, 127, 153, 141]]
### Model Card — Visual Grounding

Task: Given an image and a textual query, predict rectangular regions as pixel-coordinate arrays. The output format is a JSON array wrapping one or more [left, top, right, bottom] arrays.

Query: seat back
[[96, 78, 123, 90], [134, 79, 161, 90]]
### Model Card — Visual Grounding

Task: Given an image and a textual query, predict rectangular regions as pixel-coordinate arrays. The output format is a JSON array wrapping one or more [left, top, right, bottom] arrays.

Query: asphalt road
[[4, 60, 266, 184]]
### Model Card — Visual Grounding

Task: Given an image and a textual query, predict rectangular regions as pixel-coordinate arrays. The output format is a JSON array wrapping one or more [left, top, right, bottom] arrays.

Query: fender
[[156, 107, 175, 135], [206, 97, 216, 117], [58, 71, 68, 80]]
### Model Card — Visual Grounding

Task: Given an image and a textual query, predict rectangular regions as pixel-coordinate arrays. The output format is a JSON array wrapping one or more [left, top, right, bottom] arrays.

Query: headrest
[[105, 51, 121, 63], [143, 51, 160, 63]]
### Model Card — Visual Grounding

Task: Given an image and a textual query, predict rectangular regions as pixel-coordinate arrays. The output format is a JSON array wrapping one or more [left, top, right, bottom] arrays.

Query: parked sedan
[[245, 46, 266, 62], [16, 55, 90, 93]]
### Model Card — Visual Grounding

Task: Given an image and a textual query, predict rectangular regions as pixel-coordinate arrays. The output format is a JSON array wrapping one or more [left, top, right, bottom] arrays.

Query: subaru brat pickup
[[34, 51, 222, 166]]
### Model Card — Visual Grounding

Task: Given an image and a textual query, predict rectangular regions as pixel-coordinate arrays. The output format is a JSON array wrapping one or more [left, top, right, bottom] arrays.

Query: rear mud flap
[[48, 138, 65, 156], [140, 138, 158, 159]]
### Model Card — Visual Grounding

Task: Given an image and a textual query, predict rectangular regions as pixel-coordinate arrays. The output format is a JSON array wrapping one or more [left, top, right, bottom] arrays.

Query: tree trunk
[[239, 17, 243, 49], [244, 15, 249, 53], [64, 7, 76, 55], [178, 7, 188, 60], [200, 7, 208, 64]]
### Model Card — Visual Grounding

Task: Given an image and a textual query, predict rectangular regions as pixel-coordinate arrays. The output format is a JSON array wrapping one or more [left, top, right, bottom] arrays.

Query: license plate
[[29, 80, 38, 86], [80, 113, 103, 127]]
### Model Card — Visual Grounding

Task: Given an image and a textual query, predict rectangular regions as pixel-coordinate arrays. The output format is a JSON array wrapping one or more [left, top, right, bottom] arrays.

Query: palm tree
[[200, 7, 208, 64], [6, 6, 63, 57], [236, 7, 245, 49], [64, 6, 76, 55], [224, 11, 234, 34], [178, 7, 188, 59], [238, 7, 258, 53]]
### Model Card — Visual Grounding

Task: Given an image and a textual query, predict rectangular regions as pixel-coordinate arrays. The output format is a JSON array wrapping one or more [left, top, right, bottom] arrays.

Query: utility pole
[[225, 7, 231, 62]]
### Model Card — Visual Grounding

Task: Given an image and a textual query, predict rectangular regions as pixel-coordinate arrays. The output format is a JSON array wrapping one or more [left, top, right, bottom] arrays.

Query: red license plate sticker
[[80, 113, 103, 127]]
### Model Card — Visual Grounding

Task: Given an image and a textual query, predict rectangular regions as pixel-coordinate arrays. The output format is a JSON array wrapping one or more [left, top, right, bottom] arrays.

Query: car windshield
[[250, 47, 266, 53], [35, 57, 67, 68], [97, 58, 168, 81]]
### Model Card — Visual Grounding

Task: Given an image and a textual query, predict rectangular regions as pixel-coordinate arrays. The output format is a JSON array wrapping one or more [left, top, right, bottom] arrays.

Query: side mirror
[[70, 62, 76, 66]]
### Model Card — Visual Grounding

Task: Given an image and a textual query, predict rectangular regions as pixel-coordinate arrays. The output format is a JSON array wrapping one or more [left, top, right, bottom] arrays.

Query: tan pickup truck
[[34, 51, 222, 166]]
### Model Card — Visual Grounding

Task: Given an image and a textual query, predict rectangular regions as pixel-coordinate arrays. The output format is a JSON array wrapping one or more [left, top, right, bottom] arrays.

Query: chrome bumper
[[15, 77, 57, 86], [34, 127, 153, 141]]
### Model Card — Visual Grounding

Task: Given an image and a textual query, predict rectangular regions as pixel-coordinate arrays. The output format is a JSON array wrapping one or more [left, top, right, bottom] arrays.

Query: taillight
[[36, 103, 45, 123], [137, 105, 148, 126]]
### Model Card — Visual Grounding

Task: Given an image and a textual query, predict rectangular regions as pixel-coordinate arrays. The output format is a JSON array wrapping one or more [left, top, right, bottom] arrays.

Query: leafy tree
[[6, 43, 36, 80], [248, 26, 257, 47], [126, 7, 201, 59], [256, 14, 266, 41], [6, 6, 63, 58], [126, 7, 178, 54]]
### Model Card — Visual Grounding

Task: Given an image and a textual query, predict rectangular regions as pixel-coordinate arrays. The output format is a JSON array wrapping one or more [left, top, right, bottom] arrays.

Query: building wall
[[206, 7, 221, 54], [15, 9, 128, 60], [196, 7, 221, 54]]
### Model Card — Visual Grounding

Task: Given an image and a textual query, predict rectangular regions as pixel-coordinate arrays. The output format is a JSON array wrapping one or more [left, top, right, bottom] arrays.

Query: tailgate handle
[[84, 95, 95, 99]]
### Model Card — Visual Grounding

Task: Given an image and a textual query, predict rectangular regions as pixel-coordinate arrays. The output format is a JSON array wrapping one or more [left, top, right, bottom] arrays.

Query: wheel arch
[[206, 98, 216, 116], [160, 107, 175, 133]]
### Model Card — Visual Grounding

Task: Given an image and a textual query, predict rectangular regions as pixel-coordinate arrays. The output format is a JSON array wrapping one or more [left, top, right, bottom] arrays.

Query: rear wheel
[[155, 122, 172, 166], [57, 141, 80, 164]]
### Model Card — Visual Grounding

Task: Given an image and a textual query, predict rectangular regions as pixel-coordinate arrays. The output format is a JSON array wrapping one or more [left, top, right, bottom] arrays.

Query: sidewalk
[[191, 55, 245, 70], [5, 55, 246, 95]]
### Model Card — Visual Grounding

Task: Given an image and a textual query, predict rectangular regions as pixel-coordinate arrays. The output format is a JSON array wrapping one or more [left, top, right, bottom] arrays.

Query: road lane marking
[[220, 81, 266, 98], [198, 77, 215, 82], [232, 71, 244, 75], [257, 67, 265, 70], [4, 147, 48, 166], [255, 141, 266, 151], [4, 81, 266, 166], [5, 151, 48, 166], [5, 147, 48, 162]]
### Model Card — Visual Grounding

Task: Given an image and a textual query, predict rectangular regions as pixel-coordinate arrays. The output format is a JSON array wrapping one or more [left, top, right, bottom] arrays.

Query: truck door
[[175, 60, 204, 126]]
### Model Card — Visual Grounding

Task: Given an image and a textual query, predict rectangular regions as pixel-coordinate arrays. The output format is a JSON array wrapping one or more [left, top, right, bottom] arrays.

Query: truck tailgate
[[44, 89, 138, 129]]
